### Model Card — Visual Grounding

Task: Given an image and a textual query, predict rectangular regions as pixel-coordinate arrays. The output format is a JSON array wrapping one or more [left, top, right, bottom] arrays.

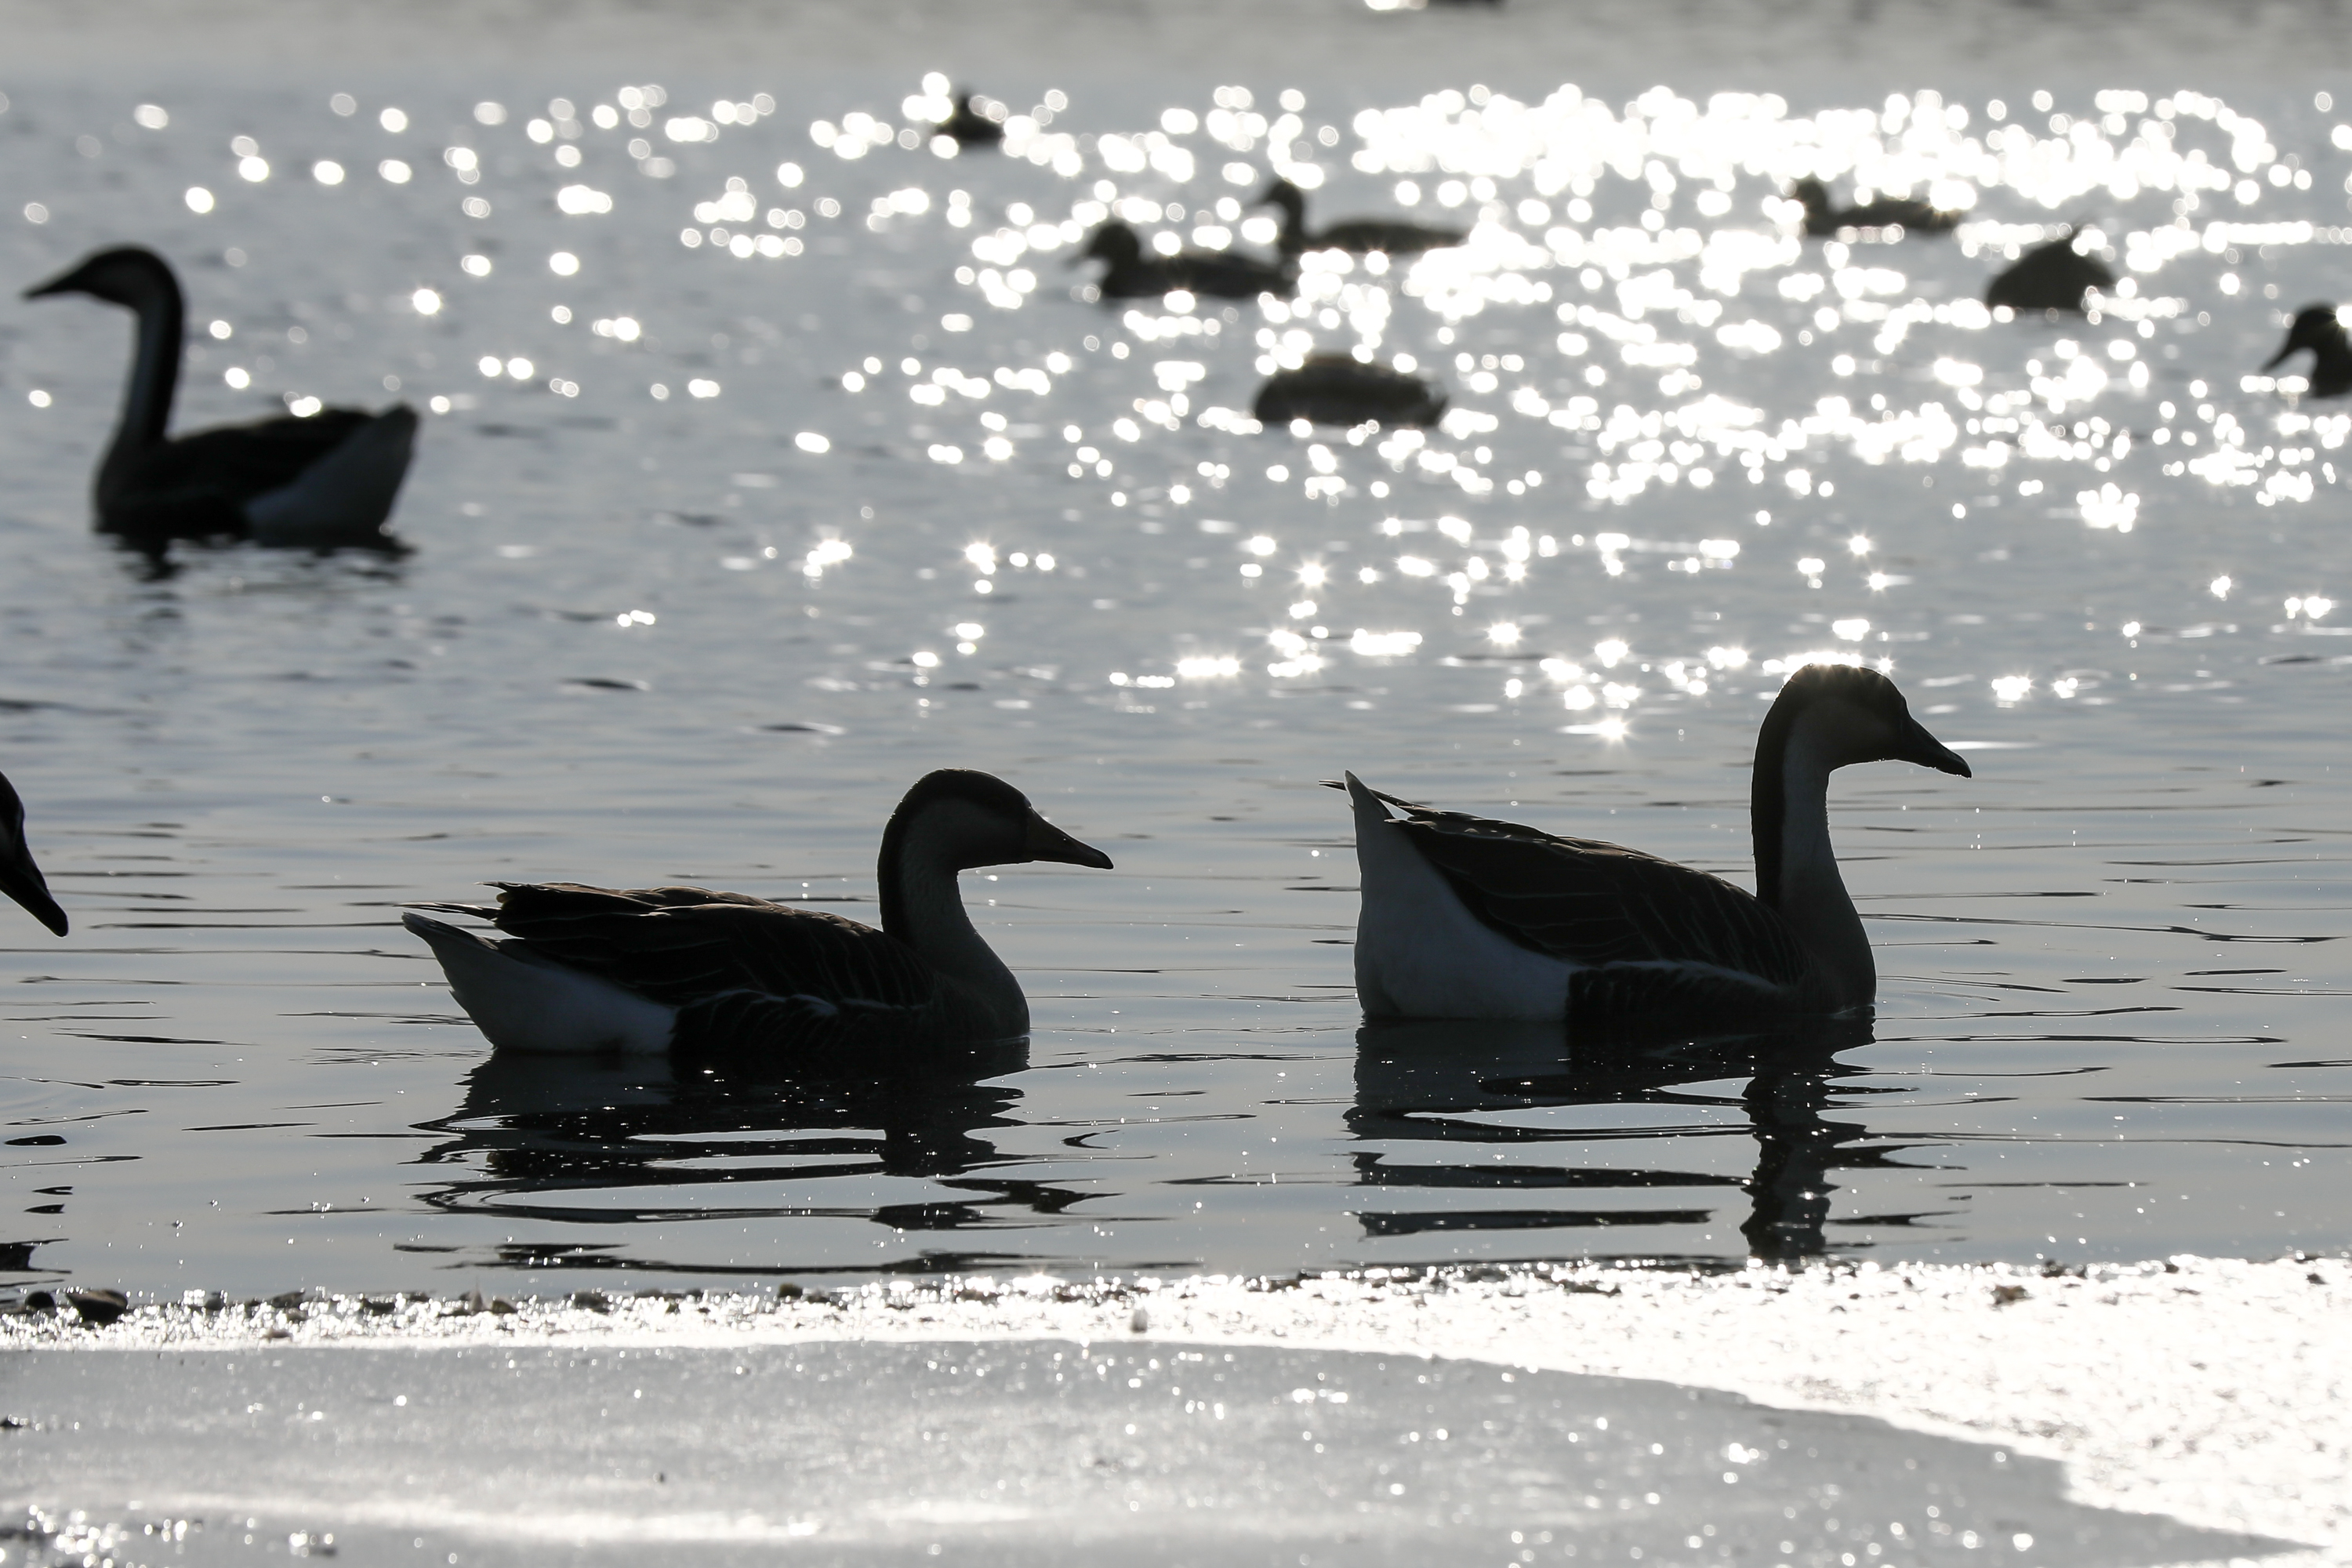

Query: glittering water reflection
[[0, 49, 2349, 1293]]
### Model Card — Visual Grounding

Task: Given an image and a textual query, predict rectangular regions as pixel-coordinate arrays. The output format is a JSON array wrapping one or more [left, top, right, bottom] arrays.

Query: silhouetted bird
[[936, 93, 1004, 149], [1337, 664, 1970, 1025], [1256, 176, 1468, 257], [27, 247, 416, 546], [2263, 304, 2352, 397], [0, 770, 67, 937], [1984, 232, 2115, 314], [405, 771, 1112, 1063], [1791, 177, 1962, 238], [1074, 221, 1292, 299], [1254, 355, 1446, 427]]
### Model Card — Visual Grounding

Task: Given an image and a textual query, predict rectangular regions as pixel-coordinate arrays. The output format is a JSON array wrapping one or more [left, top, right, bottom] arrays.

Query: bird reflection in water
[[1351, 1016, 1910, 1263], [411, 1042, 1081, 1279]]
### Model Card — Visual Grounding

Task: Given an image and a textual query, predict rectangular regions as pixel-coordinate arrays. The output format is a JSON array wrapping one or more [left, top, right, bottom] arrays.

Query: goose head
[[0, 772, 67, 937], [882, 768, 1113, 875], [1253, 176, 1308, 226], [1075, 221, 1145, 270], [1790, 177, 1831, 217], [1760, 664, 1970, 779], [25, 245, 179, 311], [2264, 303, 2350, 371]]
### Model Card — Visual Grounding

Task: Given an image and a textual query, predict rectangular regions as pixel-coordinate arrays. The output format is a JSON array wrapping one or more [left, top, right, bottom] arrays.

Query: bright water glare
[[1, 35, 2348, 1295]]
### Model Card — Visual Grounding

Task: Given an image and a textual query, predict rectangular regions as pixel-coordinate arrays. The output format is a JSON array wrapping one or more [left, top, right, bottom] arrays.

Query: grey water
[[1, 5, 2348, 1297]]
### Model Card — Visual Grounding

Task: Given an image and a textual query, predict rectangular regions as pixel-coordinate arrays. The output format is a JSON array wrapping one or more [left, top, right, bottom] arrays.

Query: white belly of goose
[[1348, 777, 1572, 1021], [405, 913, 676, 1054]]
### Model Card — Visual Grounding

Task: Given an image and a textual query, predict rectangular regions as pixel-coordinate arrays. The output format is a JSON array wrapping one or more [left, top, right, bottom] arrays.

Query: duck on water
[[1254, 176, 1468, 258], [1984, 230, 2115, 315], [1341, 664, 1970, 1026], [1789, 177, 1962, 238], [1254, 354, 1446, 427], [2264, 304, 2352, 397], [405, 770, 1112, 1063], [27, 246, 417, 547], [0, 770, 67, 937], [1074, 221, 1292, 300]]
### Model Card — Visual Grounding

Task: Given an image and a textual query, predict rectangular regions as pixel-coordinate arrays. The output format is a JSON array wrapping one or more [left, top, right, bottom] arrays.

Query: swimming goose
[[936, 93, 1006, 149], [26, 246, 417, 546], [1074, 221, 1293, 300], [0, 770, 67, 937], [1341, 664, 1969, 1025], [1253, 354, 1446, 427], [1790, 177, 1961, 238], [404, 769, 1112, 1062], [1983, 231, 2115, 314], [1255, 176, 1468, 258], [2263, 304, 2352, 397]]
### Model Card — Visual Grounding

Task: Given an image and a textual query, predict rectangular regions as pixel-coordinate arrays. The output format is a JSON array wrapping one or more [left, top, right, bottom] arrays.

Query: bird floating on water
[[0, 771, 67, 937], [2263, 304, 2352, 397], [1339, 664, 1970, 1025], [1789, 177, 1962, 238], [1074, 221, 1292, 300], [1254, 176, 1468, 258], [26, 246, 416, 547], [935, 93, 1005, 149], [405, 770, 1112, 1062], [1984, 230, 2115, 315], [1253, 354, 1446, 427]]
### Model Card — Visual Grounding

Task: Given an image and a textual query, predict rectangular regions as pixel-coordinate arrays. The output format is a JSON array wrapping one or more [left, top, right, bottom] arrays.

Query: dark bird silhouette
[[1984, 231, 2116, 315], [1256, 176, 1468, 257], [1073, 221, 1292, 299], [1790, 177, 1962, 238], [936, 93, 1004, 150], [26, 246, 416, 547], [1254, 354, 1446, 427], [1338, 664, 1970, 1025], [405, 770, 1112, 1065], [2263, 304, 2352, 397], [0, 770, 67, 937]]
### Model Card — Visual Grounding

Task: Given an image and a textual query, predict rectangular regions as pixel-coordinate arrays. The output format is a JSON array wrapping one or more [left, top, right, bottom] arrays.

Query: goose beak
[[1024, 813, 1113, 869], [23, 270, 74, 300], [0, 846, 67, 936], [2263, 339, 2295, 371], [1897, 717, 1972, 779]]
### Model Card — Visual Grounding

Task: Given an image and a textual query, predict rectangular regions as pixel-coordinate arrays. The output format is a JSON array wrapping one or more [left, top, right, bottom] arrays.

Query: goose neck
[[879, 818, 1025, 1031], [108, 274, 183, 473], [1751, 712, 1874, 1006]]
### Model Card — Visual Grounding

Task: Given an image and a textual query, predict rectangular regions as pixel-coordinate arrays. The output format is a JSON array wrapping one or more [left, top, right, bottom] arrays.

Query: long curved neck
[[1751, 712, 1874, 1007], [108, 271, 184, 471], [1270, 187, 1307, 252], [878, 815, 1025, 1034]]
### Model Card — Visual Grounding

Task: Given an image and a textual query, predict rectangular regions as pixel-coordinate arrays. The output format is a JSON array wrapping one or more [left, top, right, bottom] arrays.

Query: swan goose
[[1254, 177, 1468, 258], [0, 770, 67, 936], [405, 769, 1111, 1061], [1074, 221, 1293, 300], [1253, 355, 1446, 428], [27, 246, 417, 547], [2264, 305, 2352, 397], [1343, 664, 1969, 1024]]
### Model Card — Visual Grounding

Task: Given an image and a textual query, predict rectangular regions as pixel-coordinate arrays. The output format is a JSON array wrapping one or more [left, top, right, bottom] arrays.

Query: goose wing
[[1384, 807, 1811, 986], [134, 409, 387, 507], [471, 882, 942, 1055]]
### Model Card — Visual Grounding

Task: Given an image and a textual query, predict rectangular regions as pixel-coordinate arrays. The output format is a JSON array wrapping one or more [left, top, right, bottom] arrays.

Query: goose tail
[[404, 911, 674, 1055]]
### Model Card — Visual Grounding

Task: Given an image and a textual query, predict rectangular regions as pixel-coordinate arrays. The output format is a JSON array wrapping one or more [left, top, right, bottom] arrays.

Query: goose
[[1984, 231, 2115, 314], [1253, 354, 1446, 427], [935, 93, 1006, 149], [1340, 663, 1969, 1025], [1255, 176, 1468, 258], [2263, 304, 2352, 397], [1789, 177, 1961, 238], [403, 769, 1112, 1062], [0, 770, 68, 937], [1074, 221, 1293, 300], [26, 246, 417, 547]]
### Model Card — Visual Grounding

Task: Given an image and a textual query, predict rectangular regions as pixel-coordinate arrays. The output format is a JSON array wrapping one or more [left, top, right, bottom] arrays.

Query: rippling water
[[1, 10, 2347, 1294]]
